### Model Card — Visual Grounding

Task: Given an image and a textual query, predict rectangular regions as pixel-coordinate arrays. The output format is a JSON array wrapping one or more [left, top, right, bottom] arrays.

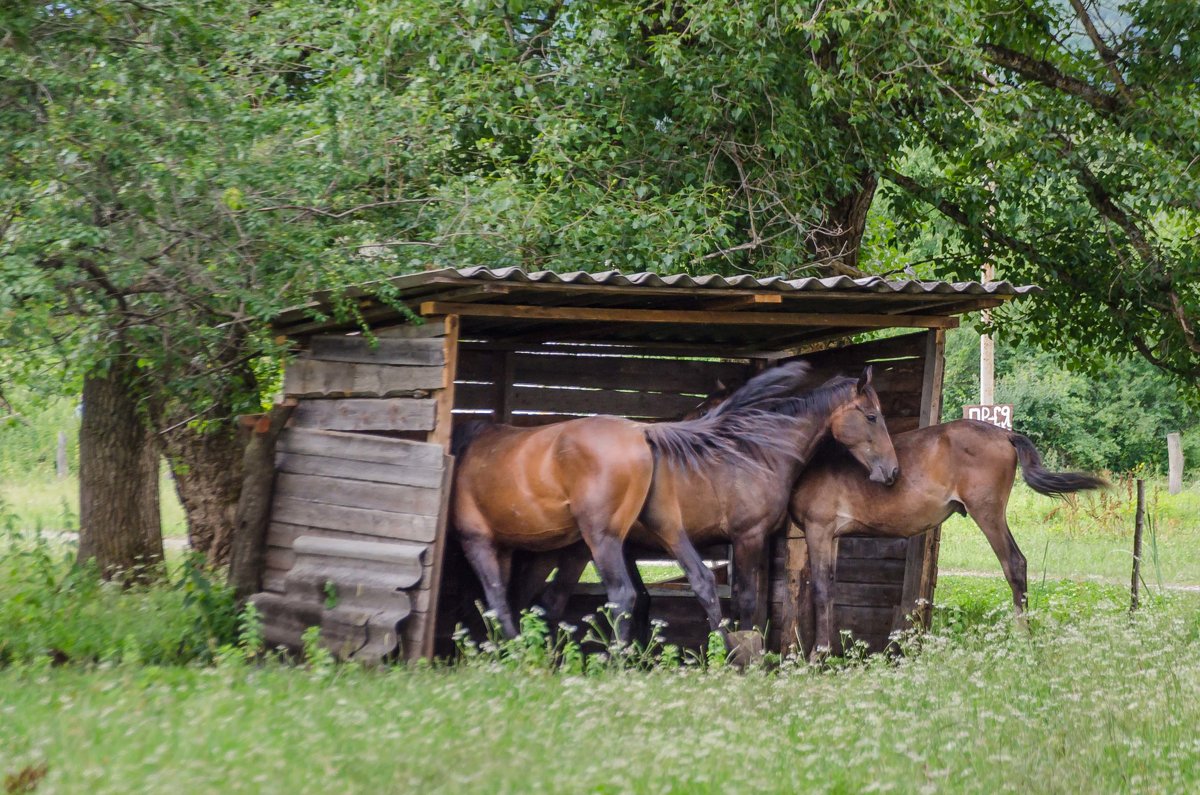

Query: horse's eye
[[866, 414, 877, 424]]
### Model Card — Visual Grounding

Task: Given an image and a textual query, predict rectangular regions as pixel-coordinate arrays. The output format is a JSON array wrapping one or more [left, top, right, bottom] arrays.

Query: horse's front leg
[[806, 530, 837, 661]]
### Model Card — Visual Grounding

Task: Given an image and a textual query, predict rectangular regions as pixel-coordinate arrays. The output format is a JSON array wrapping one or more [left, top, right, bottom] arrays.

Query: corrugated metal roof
[[273, 265, 1038, 346], [382, 266, 1039, 297]]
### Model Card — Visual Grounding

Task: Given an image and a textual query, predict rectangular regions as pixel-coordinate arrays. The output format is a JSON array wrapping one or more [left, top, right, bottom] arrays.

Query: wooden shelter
[[247, 267, 1036, 662]]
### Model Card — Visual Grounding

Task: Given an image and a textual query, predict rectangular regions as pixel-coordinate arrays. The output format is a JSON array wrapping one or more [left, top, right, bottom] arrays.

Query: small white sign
[[963, 404, 1014, 430]]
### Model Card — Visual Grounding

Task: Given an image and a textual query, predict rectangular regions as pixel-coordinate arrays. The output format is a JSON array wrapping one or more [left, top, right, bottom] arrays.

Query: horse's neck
[[780, 407, 836, 474]]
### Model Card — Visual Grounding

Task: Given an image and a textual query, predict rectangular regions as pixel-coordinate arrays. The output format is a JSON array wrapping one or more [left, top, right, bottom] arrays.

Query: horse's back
[[792, 420, 1018, 534], [453, 415, 654, 549]]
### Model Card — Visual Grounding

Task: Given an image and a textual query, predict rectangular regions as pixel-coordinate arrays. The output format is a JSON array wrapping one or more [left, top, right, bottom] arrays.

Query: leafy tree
[[879, 0, 1199, 384], [0, 2, 403, 570], [941, 327, 1200, 472]]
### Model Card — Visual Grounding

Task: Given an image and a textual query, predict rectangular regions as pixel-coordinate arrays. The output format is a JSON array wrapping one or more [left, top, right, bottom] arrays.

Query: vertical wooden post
[[56, 431, 69, 478], [496, 350, 515, 423], [979, 264, 995, 406], [779, 524, 813, 658], [1130, 479, 1145, 612], [1167, 432, 1183, 495], [898, 329, 947, 632], [417, 314, 460, 659]]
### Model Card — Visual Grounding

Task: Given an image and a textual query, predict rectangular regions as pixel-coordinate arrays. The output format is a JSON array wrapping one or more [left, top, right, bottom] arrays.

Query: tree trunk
[[77, 357, 164, 579], [810, 170, 878, 277], [162, 419, 246, 567], [229, 400, 295, 599]]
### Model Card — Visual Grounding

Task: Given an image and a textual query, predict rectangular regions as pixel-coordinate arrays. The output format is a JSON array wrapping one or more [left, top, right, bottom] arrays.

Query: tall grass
[[1, 590, 1197, 793], [938, 477, 1200, 584]]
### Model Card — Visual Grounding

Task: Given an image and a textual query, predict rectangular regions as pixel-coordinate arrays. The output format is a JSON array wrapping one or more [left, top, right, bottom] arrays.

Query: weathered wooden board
[[833, 605, 896, 645], [457, 350, 751, 396], [838, 537, 910, 559], [290, 398, 437, 432], [275, 451, 445, 490], [310, 335, 446, 366], [374, 322, 449, 339], [274, 472, 443, 516], [271, 497, 439, 543], [278, 428, 446, 469], [835, 557, 908, 584], [284, 359, 444, 398], [454, 381, 703, 418]]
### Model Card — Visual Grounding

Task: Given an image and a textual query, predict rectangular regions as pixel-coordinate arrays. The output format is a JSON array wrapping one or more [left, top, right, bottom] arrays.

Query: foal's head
[[828, 366, 900, 485]]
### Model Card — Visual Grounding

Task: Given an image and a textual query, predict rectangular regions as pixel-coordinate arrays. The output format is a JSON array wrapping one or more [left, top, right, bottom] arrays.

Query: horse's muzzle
[[872, 465, 900, 486]]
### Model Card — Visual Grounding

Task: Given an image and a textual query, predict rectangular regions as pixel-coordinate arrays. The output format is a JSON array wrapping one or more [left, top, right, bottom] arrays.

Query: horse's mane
[[451, 418, 497, 459], [645, 367, 859, 472]]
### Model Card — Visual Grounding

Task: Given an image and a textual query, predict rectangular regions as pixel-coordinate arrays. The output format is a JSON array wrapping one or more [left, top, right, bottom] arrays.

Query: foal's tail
[[1010, 433, 1109, 496]]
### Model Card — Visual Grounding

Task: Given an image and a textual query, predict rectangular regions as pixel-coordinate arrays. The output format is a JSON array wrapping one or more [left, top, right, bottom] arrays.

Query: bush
[[0, 522, 239, 667]]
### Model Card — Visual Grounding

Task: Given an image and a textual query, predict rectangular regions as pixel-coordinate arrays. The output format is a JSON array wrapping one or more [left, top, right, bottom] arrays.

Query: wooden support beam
[[703, 294, 784, 311], [419, 302, 959, 330]]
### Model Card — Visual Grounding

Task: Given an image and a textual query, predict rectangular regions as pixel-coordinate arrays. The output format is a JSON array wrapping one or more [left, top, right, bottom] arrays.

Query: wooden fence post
[[56, 431, 68, 478], [1167, 432, 1183, 495], [1130, 479, 1145, 612]]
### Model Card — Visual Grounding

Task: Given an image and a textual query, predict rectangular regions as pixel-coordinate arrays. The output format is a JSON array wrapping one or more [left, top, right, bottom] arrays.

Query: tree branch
[[980, 42, 1126, 118], [1066, 0, 1133, 102]]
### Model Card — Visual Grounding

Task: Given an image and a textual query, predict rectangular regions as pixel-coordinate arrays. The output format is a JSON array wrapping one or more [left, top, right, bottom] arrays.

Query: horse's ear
[[857, 365, 874, 394], [715, 378, 727, 393]]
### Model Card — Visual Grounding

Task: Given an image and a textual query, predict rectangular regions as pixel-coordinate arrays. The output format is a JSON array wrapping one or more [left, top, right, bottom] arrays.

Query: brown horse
[[450, 361, 820, 640], [790, 419, 1108, 657], [533, 367, 901, 635]]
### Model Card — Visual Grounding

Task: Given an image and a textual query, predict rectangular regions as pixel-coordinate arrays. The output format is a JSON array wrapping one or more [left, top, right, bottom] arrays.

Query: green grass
[[1, 589, 1198, 793], [938, 478, 1200, 585], [3, 523, 1200, 793], [0, 470, 188, 538]]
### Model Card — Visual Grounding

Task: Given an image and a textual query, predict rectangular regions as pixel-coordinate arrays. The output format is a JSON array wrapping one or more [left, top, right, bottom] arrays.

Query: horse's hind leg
[[457, 530, 519, 637], [968, 500, 1028, 614], [658, 527, 724, 634], [732, 522, 774, 632], [580, 529, 640, 644], [625, 547, 652, 643]]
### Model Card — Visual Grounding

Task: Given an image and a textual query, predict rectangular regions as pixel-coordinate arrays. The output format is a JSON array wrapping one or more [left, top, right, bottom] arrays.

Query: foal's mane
[[645, 364, 860, 472]]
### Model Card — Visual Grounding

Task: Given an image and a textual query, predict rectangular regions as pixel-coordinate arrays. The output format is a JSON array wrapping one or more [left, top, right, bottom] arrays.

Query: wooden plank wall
[[453, 343, 754, 425], [260, 321, 458, 661]]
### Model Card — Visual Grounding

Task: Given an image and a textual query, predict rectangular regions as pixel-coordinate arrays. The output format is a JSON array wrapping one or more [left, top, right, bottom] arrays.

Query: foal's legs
[[536, 542, 592, 623], [805, 528, 838, 659], [969, 500, 1028, 613], [457, 529, 519, 637]]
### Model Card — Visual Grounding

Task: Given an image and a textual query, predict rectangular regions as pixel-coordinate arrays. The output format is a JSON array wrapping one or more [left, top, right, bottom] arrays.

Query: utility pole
[[980, 262, 995, 405]]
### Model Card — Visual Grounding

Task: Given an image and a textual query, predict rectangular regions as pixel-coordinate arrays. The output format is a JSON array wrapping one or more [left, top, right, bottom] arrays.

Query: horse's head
[[829, 366, 900, 485], [680, 377, 744, 420]]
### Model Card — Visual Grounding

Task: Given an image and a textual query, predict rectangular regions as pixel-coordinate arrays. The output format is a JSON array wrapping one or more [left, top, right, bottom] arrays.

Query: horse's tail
[[1009, 433, 1108, 496], [451, 419, 496, 460]]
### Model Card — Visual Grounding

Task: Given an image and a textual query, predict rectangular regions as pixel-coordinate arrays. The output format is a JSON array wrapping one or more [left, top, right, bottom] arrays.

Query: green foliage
[[941, 327, 1200, 472], [0, 527, 239, 667], [0, 397, 78, 480]]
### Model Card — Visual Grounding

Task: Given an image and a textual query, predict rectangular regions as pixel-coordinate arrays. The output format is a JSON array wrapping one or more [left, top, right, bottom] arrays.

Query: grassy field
[[938, 478, 1200, 586], [2, 477, 1199, 793], [0, 471, 188, 538], [1, 584, 1198, 793]]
